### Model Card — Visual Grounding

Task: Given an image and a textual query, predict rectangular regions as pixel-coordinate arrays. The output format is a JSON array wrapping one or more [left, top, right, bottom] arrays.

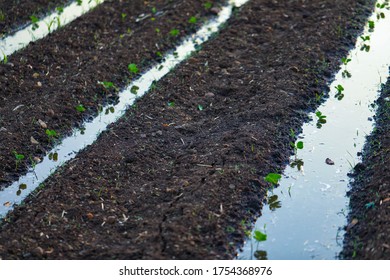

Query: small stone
[[229, 184, 236, 190], [32, 72, 40, 78], [156, 130, 163, 136], [205, 92, 215, 98], [86, 213, 94, 220], [210, 7, 221, 14], [38, 119, 47, 129], [37, 81, 42, 87], [31, 136, 39, 145], [140, 134, 146, 138], [47, 109, 55, 116], [32, 246, 44, 257], [325, 158, 334, 165], [106, 216, 116, 224], [367, 117, 373, 121]]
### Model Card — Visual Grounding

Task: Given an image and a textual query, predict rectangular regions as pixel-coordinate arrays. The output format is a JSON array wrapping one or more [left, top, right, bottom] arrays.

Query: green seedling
[[341, 57, 351, 65], [130, 85, 139, 94], [335, 84, 345, 100], [105, 107, 115, 114], [188, 16, 197, 24], [368, 20, 375, 31], [315, 111, 327, 128], [290, 158, 304, 171], [30, 15, 39, 31], [264, 173, 281, 186], [197, 104, 204, 111], [0, 50, 7, 64], [169, 29, 180, 37], [121, 13, 127, 21], [99, 81, 118, 91], [290, 140, 304, 156], [360, 35, 370, 42], [16, 184, 27, 196], [0, 10, 5, 22], [56, 6, 64, 15], [203, 2, 213, 9], [376, 2, 387, 8], [76, 0, 83, 5], [167, 101, 175, 107], [45, 129, 58, 142], [360, 44, 370, 52], [342, 70, 352, 78], [13, 151, 25, 171], [128, 63, 139, 75], [268, 195, 281, 211], [151, 7, 157, 14], [253, 230, 267, 242], [75, 104, 86, 112]]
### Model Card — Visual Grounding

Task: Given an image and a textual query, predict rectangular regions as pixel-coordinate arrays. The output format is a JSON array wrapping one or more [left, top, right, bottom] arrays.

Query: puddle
[[238, 2, 390, 260], [0, 0, 106, 59], [0, 0, 250, 218]]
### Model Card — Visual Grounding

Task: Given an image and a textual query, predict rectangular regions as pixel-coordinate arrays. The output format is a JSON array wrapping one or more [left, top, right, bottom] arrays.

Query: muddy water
[[238, 3, 390, 260], [0, 0, 250, 218], [0, 0, 106, 59]]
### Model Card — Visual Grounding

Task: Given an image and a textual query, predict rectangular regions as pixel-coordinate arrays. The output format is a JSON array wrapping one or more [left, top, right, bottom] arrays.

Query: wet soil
[[341, 76, 390, 260], [0, 0, 377, 259], [0, 0, 72, 36]]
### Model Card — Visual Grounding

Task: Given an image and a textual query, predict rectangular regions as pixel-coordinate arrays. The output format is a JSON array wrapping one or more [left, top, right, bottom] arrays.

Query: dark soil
[[0, 0, 72, 36], [341, 75, 390, 260], [0, 0, 223, 188], [0, 0, 377, 259]]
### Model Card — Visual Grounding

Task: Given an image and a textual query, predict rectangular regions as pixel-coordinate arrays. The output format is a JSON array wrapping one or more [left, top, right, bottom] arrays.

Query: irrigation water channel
[[0, 0, 106, 59], [0, 0, 388, 260], [238, 3, 390, 260], [0, 0, 250, 216]]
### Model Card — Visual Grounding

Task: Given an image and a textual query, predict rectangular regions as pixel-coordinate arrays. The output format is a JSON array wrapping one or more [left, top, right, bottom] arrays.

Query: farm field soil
[[341, 78, 390, 260], [0, 0, 378, 259], [0, 0, 72, 36], [0, 0, 223, 188]]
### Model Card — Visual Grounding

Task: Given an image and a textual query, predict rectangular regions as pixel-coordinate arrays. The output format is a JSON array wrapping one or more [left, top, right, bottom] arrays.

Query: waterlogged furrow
[[0, 0, 249, 218], [0, 0, 105, 60], [239, 2, 390, 260]]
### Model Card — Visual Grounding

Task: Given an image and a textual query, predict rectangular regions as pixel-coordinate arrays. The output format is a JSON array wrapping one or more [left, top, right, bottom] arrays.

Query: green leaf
[[75, 104, 86, 112], [197, 104, 204, 111], [130, 85, 139, 94], [264, 173, 281, 185], [128, 63, 139, 74], [169, 29, 180, 37], [253, 230, 267, 242], [188, 16, 197, 24], [296, 141, 304, 149]]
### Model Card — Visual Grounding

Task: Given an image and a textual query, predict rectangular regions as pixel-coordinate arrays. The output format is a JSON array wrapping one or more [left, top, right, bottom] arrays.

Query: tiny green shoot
[[128, 63, 139, 75], [264, 173, 281, 186], [188, 16, 197, 24], [30, 15, 39, 31], [335, 84, 345, 100], [253, 230, 267, 242], [315, 111, 327, 128], [204, 2, 213, 9], [75, 104, 86, 112], [13, 151, 25, 170], [76, 0, 83, 5], [169, 29, 180, 37], [130, 85, 139, 94]]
